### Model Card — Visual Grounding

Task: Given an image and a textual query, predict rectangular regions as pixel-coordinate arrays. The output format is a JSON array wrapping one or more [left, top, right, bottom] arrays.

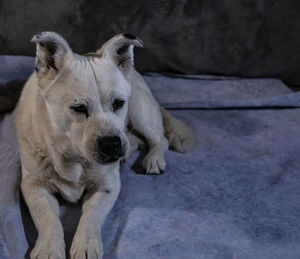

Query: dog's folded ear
[[31, 32, 72, 79], [96, 33, 143, 75]]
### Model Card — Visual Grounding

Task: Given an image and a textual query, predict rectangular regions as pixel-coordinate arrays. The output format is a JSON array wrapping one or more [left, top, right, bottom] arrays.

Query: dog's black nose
[[99, 136, 123, 157]]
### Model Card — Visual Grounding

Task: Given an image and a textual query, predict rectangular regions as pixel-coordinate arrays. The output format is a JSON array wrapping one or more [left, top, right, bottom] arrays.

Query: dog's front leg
[[129, 75, 169, 174], [21, 174, 65, 259], [70, 169, 121, 259]]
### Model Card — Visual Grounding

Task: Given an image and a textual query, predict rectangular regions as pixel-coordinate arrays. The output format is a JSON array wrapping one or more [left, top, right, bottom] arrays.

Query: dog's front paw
[[31, 235, 65, 259], [70, 233, 103, 259], [143, 148, 166, 174]]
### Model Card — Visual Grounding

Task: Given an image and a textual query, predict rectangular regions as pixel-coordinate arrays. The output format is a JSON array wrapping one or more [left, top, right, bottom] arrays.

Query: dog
[[14, 31, 195, 259]]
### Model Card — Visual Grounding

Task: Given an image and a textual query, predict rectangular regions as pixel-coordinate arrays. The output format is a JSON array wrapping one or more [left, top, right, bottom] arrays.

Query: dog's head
[[32, 32, 142, 164]]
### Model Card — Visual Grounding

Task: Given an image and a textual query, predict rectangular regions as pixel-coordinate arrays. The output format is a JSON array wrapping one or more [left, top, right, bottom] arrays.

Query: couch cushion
[[1, 1, 300, 85]]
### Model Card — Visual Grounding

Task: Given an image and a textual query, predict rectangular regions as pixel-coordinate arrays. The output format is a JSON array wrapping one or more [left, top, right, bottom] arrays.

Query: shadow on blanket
[[0, 79, 26, 113]]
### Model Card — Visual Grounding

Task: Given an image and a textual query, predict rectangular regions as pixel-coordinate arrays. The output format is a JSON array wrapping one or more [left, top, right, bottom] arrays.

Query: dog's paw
[[70, 233, 103, 259], [143, 149, 166, 174], [168, 132, 196, 153], [31, 235, 65, 259]]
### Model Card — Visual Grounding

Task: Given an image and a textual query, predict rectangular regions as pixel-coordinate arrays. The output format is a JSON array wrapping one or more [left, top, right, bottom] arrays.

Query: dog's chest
[[49, 163, 86, 203], [52, 180, 85, 203]]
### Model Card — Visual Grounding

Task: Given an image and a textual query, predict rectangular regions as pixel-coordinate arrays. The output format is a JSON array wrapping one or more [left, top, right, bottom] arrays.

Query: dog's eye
[[112, 99, 125, 112], [70, 105, 88, 117]]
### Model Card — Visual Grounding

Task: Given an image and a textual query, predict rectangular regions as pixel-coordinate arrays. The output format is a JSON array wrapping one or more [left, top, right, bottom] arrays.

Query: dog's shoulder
[[15, 74, 54, 175], [15, 73, 42, 134]]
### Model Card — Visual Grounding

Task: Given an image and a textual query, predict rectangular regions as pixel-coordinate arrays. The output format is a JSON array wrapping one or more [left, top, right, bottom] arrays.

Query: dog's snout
[[99, 136, 123, 157]]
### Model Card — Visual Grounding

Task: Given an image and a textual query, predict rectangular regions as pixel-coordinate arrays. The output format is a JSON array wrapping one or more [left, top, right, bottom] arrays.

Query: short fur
[[14, 32, 195, 259]]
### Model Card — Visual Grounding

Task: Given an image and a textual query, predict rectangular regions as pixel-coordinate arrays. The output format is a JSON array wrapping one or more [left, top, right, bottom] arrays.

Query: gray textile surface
[[1, 56, 300, 259], [1, 1, 300, 86]]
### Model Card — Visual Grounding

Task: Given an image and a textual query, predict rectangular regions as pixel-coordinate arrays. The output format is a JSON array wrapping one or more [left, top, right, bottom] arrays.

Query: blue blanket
[[1, 56, 300, 259]]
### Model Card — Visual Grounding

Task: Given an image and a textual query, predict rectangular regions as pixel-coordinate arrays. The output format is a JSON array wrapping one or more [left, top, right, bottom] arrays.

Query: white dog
[[14, 32, 195, 259]]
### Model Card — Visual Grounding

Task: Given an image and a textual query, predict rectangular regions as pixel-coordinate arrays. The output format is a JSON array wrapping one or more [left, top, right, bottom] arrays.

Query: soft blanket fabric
[[0, 56, 300, 259]]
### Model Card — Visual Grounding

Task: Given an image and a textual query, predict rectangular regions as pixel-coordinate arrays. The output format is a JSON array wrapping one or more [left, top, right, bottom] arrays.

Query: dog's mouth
[[97, 150, 126, 165], [99, 155, 121, 165]]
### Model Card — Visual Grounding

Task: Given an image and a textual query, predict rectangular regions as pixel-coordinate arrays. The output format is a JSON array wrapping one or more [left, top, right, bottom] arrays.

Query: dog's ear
[[96, 33, 143, 75], [31, 32, 72, 79]]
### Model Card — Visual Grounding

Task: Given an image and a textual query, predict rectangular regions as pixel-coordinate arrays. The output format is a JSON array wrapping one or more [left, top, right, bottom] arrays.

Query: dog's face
[[32, 32, 142, 164]]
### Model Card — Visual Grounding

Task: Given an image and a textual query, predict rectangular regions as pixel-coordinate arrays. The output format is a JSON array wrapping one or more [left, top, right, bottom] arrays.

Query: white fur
[[15, 32, 195, 259]]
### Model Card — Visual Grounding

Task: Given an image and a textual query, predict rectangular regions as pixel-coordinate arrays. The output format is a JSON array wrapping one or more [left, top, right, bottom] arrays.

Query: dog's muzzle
[[97, 136, 126, 164]]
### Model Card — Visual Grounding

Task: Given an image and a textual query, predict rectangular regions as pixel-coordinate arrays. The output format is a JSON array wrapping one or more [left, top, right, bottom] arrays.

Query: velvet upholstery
[[0, 0, 300, 85]]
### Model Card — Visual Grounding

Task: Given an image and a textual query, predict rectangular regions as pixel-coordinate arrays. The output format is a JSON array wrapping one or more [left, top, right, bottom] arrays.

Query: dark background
[[1, 0, 300, 86]]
